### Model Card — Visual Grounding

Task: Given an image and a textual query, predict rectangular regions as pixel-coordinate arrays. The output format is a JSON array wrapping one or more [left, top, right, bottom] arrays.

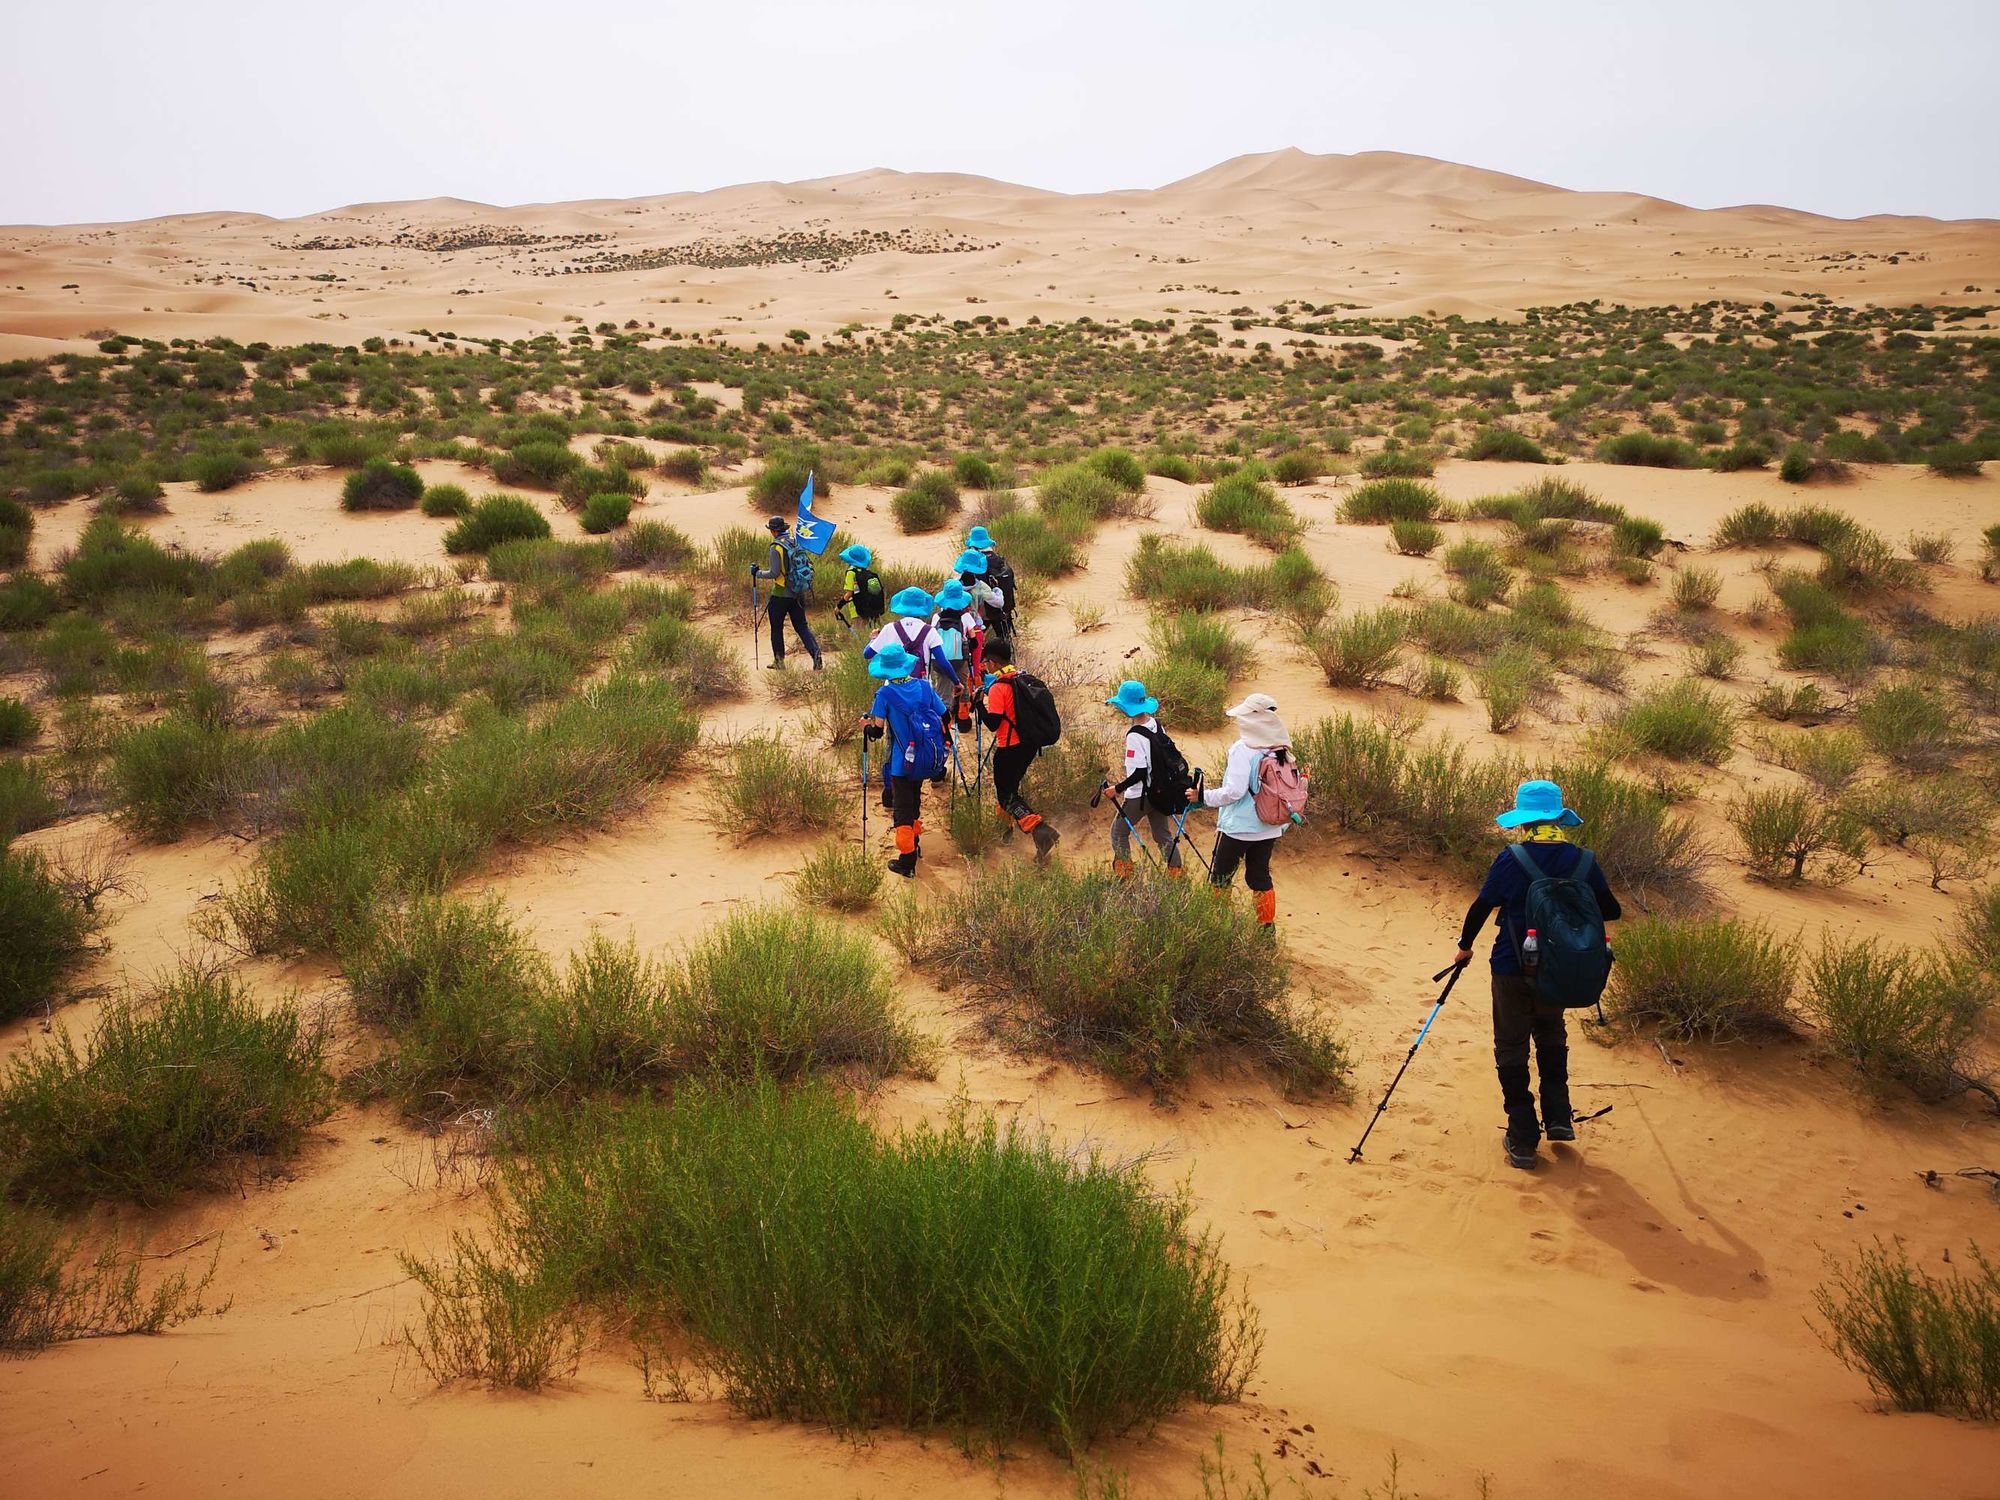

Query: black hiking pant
[[991, 743, 1039, 824], [1492, 973, 1571, 1136], [766, 594, 822, 665], [1209, 833, 1275, 893]]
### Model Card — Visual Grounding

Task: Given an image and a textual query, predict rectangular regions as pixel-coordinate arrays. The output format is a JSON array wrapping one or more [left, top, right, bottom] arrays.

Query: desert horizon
[[4, 4, 2000, 1496]]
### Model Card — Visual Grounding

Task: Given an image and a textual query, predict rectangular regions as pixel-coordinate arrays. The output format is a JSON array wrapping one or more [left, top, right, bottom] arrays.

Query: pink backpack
[[1253, 751, 1309, 826]]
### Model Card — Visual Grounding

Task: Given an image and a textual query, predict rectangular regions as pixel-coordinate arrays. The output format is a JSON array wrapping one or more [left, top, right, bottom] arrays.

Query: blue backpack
[[781, 540, 815, 595], [900, 698, 948, 780], [1508, 843, 1612, 1009]]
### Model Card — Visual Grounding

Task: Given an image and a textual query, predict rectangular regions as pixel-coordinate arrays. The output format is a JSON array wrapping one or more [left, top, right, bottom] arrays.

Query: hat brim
[[868, 658, 912, 680], [1495, 807, 1583, 829]]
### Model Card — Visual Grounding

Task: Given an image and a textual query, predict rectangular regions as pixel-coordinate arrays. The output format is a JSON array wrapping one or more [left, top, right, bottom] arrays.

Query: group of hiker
[[756, 510, 1621, 1170]]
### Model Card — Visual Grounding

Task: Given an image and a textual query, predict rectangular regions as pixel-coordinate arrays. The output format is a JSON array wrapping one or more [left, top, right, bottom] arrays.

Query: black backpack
[[1508, 844, 1613, 1010], [985, 551, 1017, 613], [1005, 671, 1062, 749], [1134, 724, 1193, 816], [851, 566, 885, 620]]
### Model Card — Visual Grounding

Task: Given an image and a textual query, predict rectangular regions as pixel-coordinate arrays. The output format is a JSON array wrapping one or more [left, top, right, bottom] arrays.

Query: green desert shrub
[[491, 439, 580, 489], [613, 519, 695, 570], [1134, 656, 1229, 729], [403, 1080, 1259, 1452], [892, 470, 960, 533], [1269, 449, 1322, 486], [1464, 428, 1550, 463], [0, 964, 335, 1205], [1802, 937, 1991, 1102], [1602, 679, 1736, 764], [0, 572, 59, 631], [1389, 518, 1442, 556], [1855, 683, 1963, 769], [1685, 634, 1743, 679], [1301, 606, 1405, 690], [793, 839, 885, 912], [1146, 450, 1199, 483], [0, 1197, 224, 1353], [579, 493, 633, 534], [1610, 515, 1666, 559], [718, 735, 842, 836], [1731, 786, 1868, 883], [1764, 728, 1868, 797], [1815, 1239, 2000, 1421], [0, 759, 59, 843], [484, 537, 614, 590], [952, 453, 1000, 489], [188, 449, 255, 492], [987, 505, 1087, 576], [1599, 432, 1698, 468], [1607, 917, 1796, 1042], [341, 459, 424, 512], [443, 494, 553, 555], [657, 448, 708, 484], [109, 713, 256, 841], [946, 794, 1008, 857], [1957, 886, 2000, 976], [1197, 472, 1300, 548], [1442, 539, 1511, 608], [1359, 449, 1434, 479], [0, 846, 98, 1024], [1340, 478, 1443, 525], [622, 613, 743, 704], [420, 483, 471, 518], [1670, 565, 1723, 611], [1472, 648, 1543, 732], [749, 447, 828, 514], [0, 498, 31, 569], [1147, 611, 1254, 679], [0, 696, 36, 749], [1087, 446, 1147, 493], [889, 864, 1346, 1096]]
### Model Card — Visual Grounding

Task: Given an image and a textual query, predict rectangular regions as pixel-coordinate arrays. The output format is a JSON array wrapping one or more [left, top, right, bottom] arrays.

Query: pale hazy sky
[[4, 0, 1996, 224]]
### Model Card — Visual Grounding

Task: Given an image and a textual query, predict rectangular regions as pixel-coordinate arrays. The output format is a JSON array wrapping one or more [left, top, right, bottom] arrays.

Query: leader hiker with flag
[[750, 472, 832, 671]]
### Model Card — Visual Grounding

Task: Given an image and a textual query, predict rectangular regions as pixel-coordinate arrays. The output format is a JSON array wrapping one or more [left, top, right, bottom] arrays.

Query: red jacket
[[978, 670, 1022, 748]]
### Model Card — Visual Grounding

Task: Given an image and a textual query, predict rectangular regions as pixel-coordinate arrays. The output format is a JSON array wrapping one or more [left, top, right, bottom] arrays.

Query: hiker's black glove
[[863, 724, 883, 742]]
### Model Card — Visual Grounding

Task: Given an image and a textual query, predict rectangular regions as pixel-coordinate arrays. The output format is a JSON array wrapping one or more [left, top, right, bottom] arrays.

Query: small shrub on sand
[[1957, 886, 2000, 976], [946, 794, 1008, 857], [1598, 432, 1698, 468], [622, 613, 743, 704], [188, 450, 255, 492], [1301, 606, 1406, 690], [0, 497, 31, 569], [1087, 446, 1148, 493], [1731, 786, 1868, 883], [1340, 478, 1443, 525], [1389, 518, 1442, 556], [1133, 656, 1229, 729], [404, 1079, 1260, 1452], [444, 494, 553, 555], [1541, 757, 1711, 911], [614, 519, 695, 570], [0, 847, 98, 1024], [793, 839, 885, 912], [1764, 728, 1867, 797], [1855, 683, 1964, 769], [0, 573, 58, 631], [420, 483, 471, 518], [1463, 428, 1550, 464], [888, 864, 1347, 1096], [1815, 1239, 2000, 1421], [0, 697, 36, 749], [491, 440, 579, 490], [1601, 679, 1735, 763], [1472, 648, 1545, 732], [1715, 502, 1783, 548], [953, 453, 1000, 489], [1606, 917, 1796, 1042], [987, 505, 1087, 576], [1802, 937, 1991, 1102], [1148, 612, 1253, 679], [341, 459, 425, 512], [1359, 449, 1435, 479], [1198, 472, 1301, 548], [1684, 635, 1744, 680], [750, 447, 829, 514], [718, 735, 843, 836], [0, 1199, 224, 1353], [1270, 449, 1322, 486], [579, 493, 633, 534], [892, 470, 960, 533], [0, 964, 334, 1206], [1670, 565, 1723, 611]]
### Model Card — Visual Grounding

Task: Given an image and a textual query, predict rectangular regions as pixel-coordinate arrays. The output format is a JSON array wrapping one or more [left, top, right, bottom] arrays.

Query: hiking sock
[[1253, 889, 1277, 926], [1111, 857, 1135, 879]]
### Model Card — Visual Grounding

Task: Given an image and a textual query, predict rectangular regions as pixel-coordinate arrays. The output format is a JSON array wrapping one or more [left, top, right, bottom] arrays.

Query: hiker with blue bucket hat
[[964, 525, 1016, 650], [1102, 680, 1186, 877], [860, 641, 952, 879], [933, 578, 974, 675], [836, 543, 885, 633], [863, 586, 959, 691], [953, 547, 1007, 665], [1453, 779, 1623, 1170]]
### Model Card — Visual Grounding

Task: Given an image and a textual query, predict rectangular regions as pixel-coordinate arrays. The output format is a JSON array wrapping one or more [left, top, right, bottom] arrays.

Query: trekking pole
[[860, 734, 870, 848], [946, 727, 971, 796], [749, 574, 760, 671], [1093, 779, 1161, 868], [1346, 960, 1469, 1165], [1167, 769, 1213, 875]]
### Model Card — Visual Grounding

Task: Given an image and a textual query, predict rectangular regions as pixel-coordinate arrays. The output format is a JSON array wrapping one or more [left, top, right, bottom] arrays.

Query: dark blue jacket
[[1459, 841, 1621, 975]]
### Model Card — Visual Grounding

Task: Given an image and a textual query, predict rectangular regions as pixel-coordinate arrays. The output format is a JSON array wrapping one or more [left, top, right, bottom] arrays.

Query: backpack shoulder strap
[[1570, 848, 1596, 885], [1506, 842, 1546, 881]]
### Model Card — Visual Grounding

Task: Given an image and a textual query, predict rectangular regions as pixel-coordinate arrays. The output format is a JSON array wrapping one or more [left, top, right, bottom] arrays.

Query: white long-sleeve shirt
[[1203, 738, 1283, 841]]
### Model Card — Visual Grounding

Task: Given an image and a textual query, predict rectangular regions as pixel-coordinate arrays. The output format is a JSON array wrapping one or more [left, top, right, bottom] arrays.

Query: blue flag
[[793, 471, 831, 556]]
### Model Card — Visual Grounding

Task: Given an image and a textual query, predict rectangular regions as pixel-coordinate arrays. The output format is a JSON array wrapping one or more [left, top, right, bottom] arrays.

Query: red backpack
[[1252, 751, 1309, 826]]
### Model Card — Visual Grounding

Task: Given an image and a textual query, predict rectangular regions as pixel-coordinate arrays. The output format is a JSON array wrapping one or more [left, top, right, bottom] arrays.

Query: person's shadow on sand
[[1525, 1147, 1769, 1301]]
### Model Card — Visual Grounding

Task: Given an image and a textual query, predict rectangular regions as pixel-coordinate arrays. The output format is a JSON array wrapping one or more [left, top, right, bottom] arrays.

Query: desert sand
[[3, 153, 1999, 1500]]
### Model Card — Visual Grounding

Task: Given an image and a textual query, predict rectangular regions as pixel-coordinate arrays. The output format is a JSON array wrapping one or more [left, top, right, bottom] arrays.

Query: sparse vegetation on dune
[[1816, 1239, 2000, 1422], [0, 1198, 223, 1353]]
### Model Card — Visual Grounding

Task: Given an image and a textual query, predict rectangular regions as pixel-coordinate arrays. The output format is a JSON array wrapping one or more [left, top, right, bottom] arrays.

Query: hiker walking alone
[[964, 525, 1017, 652], [1104, 679, 1185, 877], [974, 638, 1061, 861], [862, 642, 951, 878], [1189, 693, 1304, 929], [1453, 779, 1622, 1170], [836, 543, 886, 636], [863, 587, 959, 691], [750, 515, 823, 671]]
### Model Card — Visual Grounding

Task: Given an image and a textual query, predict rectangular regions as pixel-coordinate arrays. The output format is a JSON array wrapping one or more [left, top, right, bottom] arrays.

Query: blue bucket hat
[[868, 642, 919, 680], [934, 579, 972, 612], [1495, 779, 1582, 830], [965, 525, 995, 551], [1105, 680, 1159, 718], [953, 549, 988, 577], [839, 543, 872, 568], [889, 586, 934, 618]]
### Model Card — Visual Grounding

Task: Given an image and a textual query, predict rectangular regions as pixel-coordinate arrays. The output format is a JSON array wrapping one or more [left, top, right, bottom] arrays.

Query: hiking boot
[[886, 852, 918, 879], [764, 659, 786, 671], [811, 657, 824, 672], [1111, 857, 1136, 880], [1030, 823, 1060, 862], [1504, 1112, 1540, 1170], [1545, 1118, 1577, 1144]]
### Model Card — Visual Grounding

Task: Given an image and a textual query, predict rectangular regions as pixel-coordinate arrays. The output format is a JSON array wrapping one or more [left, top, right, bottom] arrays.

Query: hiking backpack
[[1507, 843, 1613, 1010], [1251, 750, 1309, 826], [1005, 672, 1063, 749], [1135, 724, 1194, 816], [900, 696, 949, 781], [985, 551, 1018, 614], [851, 566, 884, 620], [781, 541, 815, 595]]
